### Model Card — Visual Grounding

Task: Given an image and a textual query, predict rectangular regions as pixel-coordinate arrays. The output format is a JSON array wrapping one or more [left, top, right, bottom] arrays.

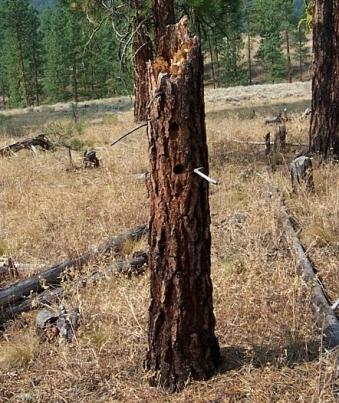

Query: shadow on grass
[[219, 339, 320, 373]]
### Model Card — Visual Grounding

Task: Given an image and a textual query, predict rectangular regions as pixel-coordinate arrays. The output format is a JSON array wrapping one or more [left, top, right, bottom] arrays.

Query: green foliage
[[0, 0, 43, 107], [0, 0, 310, 107]]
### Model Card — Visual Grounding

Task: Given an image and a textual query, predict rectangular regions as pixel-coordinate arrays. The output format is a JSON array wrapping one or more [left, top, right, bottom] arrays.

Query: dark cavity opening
[[170, 121, 179, 132], [173, 164, 185, 174]]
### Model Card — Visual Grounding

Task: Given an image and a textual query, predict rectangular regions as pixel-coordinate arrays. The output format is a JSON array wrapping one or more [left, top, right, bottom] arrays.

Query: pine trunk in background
[[247, 34, 252, 85], [208, 34, 217, 89], [152, 0, 175, 49], [132, 0, 153, 122], [309, 0, 339, 158], [145, 17, 220, 392], [285, 30, 292, 83]]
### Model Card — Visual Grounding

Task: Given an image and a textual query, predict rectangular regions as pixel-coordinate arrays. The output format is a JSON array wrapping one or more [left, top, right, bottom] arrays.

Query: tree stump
[[145, 17, 220, 392], [83, 149, 100, 168]]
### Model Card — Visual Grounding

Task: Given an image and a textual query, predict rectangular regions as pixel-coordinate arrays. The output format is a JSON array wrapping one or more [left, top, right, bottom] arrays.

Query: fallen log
[[0, 134, 53, 156], [0, 225, 147, 311], [278, 194, 339, 347], [0, 251, 148, 323], [225, 137, 307, 147]]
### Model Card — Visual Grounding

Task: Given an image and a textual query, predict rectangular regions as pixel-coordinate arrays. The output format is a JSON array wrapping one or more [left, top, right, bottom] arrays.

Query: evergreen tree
[[292, 26, 310, 81], [253, 0, 287, 83], [219, 2, 246, 86], [41, 2, 72, 102], [0, 0, 42, 107]]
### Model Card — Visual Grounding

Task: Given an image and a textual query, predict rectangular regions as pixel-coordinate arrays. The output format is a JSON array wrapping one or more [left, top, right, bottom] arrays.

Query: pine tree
[[253, 0, 287, 83], [41, 1, 73, 102], [0, 0, 42, 107], [292, 26, 310, 81], [219, 2, 246, 86]]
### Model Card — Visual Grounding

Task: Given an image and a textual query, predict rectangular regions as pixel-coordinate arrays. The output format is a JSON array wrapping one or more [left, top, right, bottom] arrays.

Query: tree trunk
[[285, 30, 292, 83], [309, 0, 339, 158], [71, 59, 78, 103], [208, 34, 217, 89], [132, 1, 153, 122], [32, 46, 40, 106], [15, 24, 29, 107], [145, 17, 220, 392], [247, 33, 252, 85], [152, 0, 175, 49]]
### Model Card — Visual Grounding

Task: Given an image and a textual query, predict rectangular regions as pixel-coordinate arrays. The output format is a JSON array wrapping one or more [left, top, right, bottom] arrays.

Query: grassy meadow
[[0, 81, 338, 402]]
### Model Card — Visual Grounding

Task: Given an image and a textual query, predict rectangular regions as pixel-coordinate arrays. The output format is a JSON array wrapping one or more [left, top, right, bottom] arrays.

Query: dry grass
[[0, 82, 339, 402]]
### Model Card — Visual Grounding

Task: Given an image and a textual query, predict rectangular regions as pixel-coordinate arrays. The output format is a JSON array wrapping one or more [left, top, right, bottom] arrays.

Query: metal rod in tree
[[144, 16, 220, 392], [309, 0, 339, 158]]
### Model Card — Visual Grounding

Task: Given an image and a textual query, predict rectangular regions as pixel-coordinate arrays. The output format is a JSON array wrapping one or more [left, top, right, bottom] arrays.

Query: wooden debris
[[274, 124, 287, 152], [224, 137, 306, 147], [278, 192, 339, 347], [0, 251, 148, 323], [264, 132, 271, 156], [36, 305, 80, 343], [0, 225, 147, 312], [0, 258, 18, 279], [83, 149, 100, 168], [0, 134, 52, 157], [264, 108, 288, 125], [290, 156, 315, 193]]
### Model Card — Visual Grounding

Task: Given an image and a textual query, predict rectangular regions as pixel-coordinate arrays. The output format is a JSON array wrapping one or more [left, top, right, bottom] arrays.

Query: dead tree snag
[[145, 17, 220, 392]]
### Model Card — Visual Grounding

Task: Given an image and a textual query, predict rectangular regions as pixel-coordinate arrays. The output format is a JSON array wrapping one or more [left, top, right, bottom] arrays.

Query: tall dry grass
[[0, 84, 338, 402]]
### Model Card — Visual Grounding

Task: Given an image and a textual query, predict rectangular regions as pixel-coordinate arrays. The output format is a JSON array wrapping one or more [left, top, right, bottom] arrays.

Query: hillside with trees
[[0, 0, 310, 108]]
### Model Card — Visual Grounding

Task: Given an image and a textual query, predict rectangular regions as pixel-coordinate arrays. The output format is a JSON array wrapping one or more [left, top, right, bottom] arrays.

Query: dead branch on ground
[[277, 190, 339, 347], [0, 225, 147, 312], [0, 134, 53, 156]]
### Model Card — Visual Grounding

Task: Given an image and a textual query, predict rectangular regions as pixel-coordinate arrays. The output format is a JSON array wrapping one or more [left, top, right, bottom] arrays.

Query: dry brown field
[[0, 81, 338, 402]]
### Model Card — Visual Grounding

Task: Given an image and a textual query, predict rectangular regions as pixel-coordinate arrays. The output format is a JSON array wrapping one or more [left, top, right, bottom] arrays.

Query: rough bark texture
[[152, 0, 175, 49], [309, 0, 339, 158], [145, 17, 220, 392], [132, 0, 153, 122]]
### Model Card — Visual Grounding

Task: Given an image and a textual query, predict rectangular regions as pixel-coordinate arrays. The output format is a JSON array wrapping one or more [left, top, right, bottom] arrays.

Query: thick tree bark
[[309, 0, 339, 158], [132, 0, 153, 122], [152, 0, 175, 49], [145, 17, 220, 392]]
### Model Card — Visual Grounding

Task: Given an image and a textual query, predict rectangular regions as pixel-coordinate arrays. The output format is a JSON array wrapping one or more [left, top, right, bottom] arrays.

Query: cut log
[[0, 251, 148, 323], [0, 225, 147, 311], [278, 193, 339, 347], [0, 134, 52, 156]]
